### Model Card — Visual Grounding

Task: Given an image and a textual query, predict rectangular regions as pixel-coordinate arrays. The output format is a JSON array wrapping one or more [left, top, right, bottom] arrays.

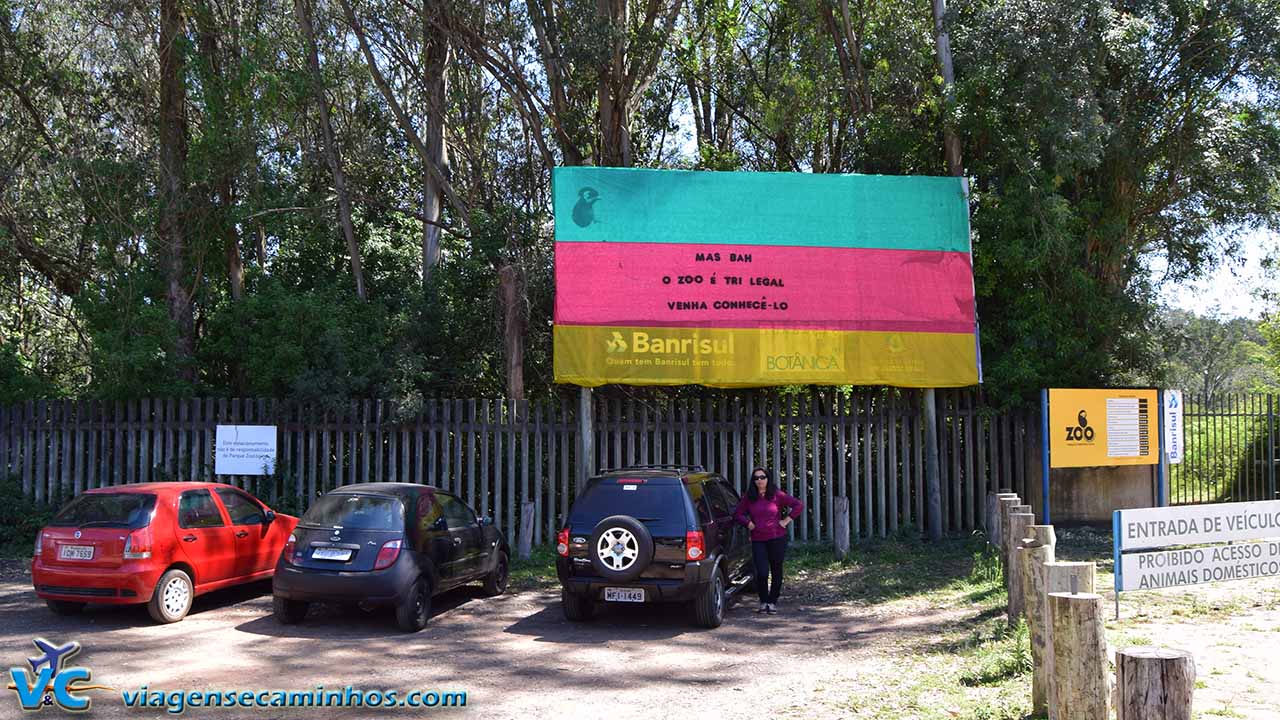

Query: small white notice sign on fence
[[214, 425, 277, 475]]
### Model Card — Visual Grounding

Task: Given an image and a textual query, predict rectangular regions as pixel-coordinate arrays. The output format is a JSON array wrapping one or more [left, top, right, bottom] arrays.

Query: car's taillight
[[374, 539, 402, 570], [123, 528, 152, 560], [283, 534, 298, 564], [34, 532, 43, 558], [686, 530, 705, 561], [556, 527, 570, 557]]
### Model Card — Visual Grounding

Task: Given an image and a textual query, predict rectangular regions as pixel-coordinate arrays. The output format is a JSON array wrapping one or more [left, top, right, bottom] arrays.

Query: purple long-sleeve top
[[732, 491, 804, 542]]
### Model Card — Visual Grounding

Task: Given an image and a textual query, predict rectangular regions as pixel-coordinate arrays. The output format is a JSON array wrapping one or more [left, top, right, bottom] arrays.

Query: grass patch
[[958, 620, 1033, 686], [508, 545, 558, 590]]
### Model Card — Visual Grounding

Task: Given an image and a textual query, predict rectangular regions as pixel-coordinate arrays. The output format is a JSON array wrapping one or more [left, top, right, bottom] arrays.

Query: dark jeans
[[752, 536, 788, 603]]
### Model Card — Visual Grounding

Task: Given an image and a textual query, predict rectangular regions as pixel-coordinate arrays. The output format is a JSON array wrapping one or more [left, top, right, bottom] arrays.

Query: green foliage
[[958, 619, 1033, 686], [0, 476, 57, 558]]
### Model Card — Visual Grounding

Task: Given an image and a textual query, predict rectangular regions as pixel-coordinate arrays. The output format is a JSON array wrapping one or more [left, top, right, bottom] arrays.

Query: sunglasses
[[752, 474, 767, 479]]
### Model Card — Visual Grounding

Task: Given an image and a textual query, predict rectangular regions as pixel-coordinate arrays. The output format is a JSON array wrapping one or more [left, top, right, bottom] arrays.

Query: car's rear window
[[301, 494, 403, 530], [568, 481, 691, 536], [50, 493, 156, 529]]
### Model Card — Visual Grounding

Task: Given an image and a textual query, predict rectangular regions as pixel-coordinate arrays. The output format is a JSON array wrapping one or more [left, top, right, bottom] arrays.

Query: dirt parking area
[[0, 543, 1005, 720], [2, 533, 1278, 720]]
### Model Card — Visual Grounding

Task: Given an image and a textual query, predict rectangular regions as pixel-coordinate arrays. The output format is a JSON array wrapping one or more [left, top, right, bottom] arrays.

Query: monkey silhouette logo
[[572, 187, 600, 227], [1066, 410, 1095, 442]]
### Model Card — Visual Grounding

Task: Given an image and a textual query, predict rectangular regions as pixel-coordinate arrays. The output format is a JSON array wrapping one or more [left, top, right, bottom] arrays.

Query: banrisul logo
[[1065, 410, 1096, 443], [7, 638, 111, 712], [606, 331, 628, 353]]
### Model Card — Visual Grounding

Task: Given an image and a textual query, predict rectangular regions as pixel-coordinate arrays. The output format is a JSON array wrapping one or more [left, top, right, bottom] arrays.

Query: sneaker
[[765, 603, 778, 614], [757, 602, 768, 613]]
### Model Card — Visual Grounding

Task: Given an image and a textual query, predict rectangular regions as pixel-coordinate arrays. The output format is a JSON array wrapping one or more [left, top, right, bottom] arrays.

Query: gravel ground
[[0, 558, 966, 720]]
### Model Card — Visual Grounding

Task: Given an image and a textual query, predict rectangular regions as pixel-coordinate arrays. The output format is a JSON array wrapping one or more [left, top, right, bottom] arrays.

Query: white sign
[[1117, 500, 1280, 551], [214, 425, 277, 475], [1105, 396, 1150, 458], [1163, 390, 1182, 464], [1119, 539, 1280, 591]]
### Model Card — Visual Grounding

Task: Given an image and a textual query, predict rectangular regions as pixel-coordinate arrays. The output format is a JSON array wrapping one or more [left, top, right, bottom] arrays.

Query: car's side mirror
[[264, 510, 277, 524], [481, 515, 494, 526]]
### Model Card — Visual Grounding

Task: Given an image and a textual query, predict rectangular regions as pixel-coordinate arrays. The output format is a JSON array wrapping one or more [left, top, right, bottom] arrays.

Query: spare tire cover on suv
[[588, 515, 655, 582]]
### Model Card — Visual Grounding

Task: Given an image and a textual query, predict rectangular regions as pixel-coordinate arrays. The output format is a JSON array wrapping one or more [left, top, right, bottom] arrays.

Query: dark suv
[[555, 466, 752, 628]]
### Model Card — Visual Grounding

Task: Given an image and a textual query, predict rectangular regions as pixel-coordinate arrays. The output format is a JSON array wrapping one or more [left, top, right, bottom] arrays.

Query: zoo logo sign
[[1065, 410, 1096, 444]]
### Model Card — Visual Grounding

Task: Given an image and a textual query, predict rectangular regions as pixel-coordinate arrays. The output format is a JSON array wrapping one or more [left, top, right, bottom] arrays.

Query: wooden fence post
[[833, 496, 850, 560], [518, 501, 535, 560], [1116, 647, 1194, 720], [997, 495, 1021, 576], [1045, 561, 1096, 595], [1006, 511, 1034, 624], [1049, 591, 1110, 720], [1018, 529, 1056, 715]]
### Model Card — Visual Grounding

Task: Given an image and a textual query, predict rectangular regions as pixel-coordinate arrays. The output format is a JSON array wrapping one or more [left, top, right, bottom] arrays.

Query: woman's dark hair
[[746, 466, 777, 501]]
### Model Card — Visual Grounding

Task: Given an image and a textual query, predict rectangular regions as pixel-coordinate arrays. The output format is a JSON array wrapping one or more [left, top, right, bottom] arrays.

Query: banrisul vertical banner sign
[[551, 167, 980, 387], [1163, 389, 1183, 464]]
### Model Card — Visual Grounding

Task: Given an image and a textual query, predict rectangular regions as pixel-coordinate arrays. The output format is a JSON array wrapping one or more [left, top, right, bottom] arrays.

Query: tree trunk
[[159, 0, 195, 383], [1115, 647, 1195, 720], [295, 0, 366, 301], [421, 0, 449, 285], [1006, 511, 1034, 624], [1020, 537, 1056, 715], [930, 0, 963, 176], [1049, 592, 1110, 720], [498, 263, 524, 399]]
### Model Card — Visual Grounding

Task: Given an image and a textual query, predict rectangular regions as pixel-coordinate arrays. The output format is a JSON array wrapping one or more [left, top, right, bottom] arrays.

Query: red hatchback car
[[32, 482, 298, 623]]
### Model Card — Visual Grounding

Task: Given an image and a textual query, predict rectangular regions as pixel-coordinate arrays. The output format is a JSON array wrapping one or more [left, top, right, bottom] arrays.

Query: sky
[[1150, 228, 1278, 320]]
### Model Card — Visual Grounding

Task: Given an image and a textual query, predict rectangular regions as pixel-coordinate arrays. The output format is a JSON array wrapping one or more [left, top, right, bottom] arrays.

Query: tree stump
[[992, 492, 1019, 548], [1049, 591, 1110, 720], [518, 501, 536, 559], [1115, 647, 1195, 720], [1006, 511, 1035, 624], [1045, 561, 1096, 595], [997, 496, 1021, 579], [833, 497, 851, 560], [1020, 540, 1056, 715], [1026, 524, 1057, 549]]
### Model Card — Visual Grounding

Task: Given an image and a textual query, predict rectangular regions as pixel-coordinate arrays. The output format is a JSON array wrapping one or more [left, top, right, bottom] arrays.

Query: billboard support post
[[924, 388, 942, 540]]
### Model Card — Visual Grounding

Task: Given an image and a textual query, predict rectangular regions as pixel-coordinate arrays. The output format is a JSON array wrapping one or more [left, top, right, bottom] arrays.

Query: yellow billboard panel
[[1049, 389, 1159, 468]]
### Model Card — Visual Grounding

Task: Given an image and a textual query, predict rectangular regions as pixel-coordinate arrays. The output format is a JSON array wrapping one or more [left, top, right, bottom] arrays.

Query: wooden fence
[[0, 389, 1035, 543]]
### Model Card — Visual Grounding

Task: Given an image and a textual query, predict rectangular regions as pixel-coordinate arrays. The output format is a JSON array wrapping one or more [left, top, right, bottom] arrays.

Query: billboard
[[1048, 389, 1159, 468], [552, 167, 980, 388]]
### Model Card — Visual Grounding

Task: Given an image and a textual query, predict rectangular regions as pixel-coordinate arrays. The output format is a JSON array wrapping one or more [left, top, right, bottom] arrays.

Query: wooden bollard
[[1049, 591, 1110, 720], [1045, 561, 1096, 595], [1006, 512, 1035, 624], [997, 496, 1021, 578], [1025, 524, 1056, 550], [1019, 535, 1056, 716], [992, 492, 1019, 547], [1116, 647, 1195, 720], [518, 501, 536, 559], [1007, 504, 1033, 570], [833, 497, 851, 560]]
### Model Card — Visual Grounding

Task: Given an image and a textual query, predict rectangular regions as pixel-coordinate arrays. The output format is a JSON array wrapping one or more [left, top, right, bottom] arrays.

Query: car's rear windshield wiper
[[77, 520, 129, 528]]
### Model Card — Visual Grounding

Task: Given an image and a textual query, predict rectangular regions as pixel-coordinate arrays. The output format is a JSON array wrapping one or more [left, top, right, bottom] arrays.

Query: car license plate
[[604, 587, 644, 603], [58, 545, 94, 561], [312, 547, 352, 561]]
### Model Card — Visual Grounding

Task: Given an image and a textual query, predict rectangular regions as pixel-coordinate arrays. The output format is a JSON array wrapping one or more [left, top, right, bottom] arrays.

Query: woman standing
[[733, 467, 804, 614]]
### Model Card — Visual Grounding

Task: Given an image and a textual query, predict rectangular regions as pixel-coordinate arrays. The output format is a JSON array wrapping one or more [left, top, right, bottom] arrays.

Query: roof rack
[[598, 464, 706, 474]]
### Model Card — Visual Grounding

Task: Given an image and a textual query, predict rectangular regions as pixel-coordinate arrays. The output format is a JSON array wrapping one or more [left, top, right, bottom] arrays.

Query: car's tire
[[691, 565, 726, 629], [45, 599, 86, 616], [147, 568, 194, 624], [481, 551, 509, 597], [561, 589, 596, 622], [588, 515, 654, 582], [396, 577, 431, 632], [273, 595, 309, 624]]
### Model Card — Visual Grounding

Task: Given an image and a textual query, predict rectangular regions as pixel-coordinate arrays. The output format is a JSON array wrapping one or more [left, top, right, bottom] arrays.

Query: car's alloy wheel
[[147, 569, 193, 624], [595, 528, 639, 571], [396, 577, 431, 632]]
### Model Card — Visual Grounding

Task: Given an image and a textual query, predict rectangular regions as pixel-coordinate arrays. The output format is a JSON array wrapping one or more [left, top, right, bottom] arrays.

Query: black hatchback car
[[556, 466, 752, 628], [272, 483, 509, 632]]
